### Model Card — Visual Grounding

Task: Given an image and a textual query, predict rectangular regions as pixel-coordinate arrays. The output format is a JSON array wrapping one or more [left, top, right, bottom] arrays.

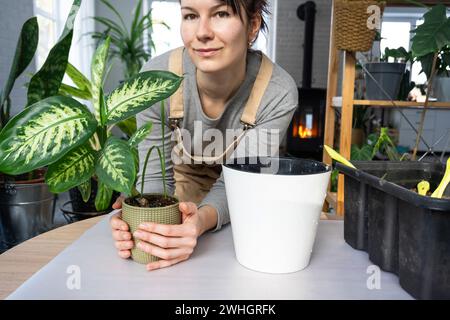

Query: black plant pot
[[336, 161, 450, 300], [364, 62, 406, 100]]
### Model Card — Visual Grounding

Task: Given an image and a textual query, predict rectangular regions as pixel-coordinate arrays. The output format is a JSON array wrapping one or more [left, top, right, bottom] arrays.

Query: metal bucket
[[0, 182, 56, 251]]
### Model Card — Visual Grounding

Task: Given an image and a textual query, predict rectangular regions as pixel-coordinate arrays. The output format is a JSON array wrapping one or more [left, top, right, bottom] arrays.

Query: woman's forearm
[[197, 205, 218, 236]]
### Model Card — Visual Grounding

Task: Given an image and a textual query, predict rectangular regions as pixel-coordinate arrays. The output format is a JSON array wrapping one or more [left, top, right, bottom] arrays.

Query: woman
[[110, 0, 298, 271]]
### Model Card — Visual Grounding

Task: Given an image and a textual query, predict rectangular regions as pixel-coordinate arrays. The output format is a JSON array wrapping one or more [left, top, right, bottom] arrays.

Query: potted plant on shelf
[[0, 37, 182, 226], [121, 100, 181, 264], [0, 0, 82, 251], [364, 46, 410, 100], [430, 45, 450, 102]]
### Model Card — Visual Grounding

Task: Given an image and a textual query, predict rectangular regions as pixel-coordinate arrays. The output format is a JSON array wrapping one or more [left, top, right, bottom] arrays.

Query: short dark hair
[[221, 0, 270, 34]]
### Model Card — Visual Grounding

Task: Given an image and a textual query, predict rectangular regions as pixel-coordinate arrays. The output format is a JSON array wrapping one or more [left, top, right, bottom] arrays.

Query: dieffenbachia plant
[[0, 37, 182, 210]]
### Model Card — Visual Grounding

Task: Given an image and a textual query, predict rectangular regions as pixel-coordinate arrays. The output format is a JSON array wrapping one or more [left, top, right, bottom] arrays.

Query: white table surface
[[7, 214, 413, 300]]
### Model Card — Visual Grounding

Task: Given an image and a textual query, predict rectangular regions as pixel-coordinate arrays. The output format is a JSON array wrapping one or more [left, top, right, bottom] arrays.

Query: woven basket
[[334, 0, 385, 52], [122, 194, 181, 264]]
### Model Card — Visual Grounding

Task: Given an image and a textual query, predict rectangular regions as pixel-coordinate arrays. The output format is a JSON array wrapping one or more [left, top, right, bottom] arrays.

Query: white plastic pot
[[222, 157, 331, 274]]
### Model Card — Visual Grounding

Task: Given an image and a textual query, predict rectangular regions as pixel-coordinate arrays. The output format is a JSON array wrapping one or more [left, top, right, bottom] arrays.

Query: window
[[145, 0, 183, 57], [380, 7, 449, 85], [144, 0, 277, 60], [33, 0, 95, 81]]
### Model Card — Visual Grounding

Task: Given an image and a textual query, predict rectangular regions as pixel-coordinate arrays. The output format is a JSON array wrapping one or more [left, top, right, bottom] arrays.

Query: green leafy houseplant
[[330, 128, 402, 192], [0, 37, 183, 211], [351, 127, 402, 161], [0, 0, 85, 249], [121, 100, 181, 265], [410, 4, 450, 159], [89, 0, 169, 80], [0, 0, 82, 184], [382, 47, 416, 101]]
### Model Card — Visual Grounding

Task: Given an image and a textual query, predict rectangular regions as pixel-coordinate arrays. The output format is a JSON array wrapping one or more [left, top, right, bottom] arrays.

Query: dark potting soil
[[125, 194, 178, 208]]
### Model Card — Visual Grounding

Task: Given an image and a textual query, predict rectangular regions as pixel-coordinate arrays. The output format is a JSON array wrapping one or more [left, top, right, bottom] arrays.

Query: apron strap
[[168, 47, 185, 122], [168, 46, 274, 162], [239, 52, 274, 128]]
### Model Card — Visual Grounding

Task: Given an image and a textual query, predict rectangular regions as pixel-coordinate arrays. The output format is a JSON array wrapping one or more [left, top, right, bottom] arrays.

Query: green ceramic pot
[[122, 194, 181, 264]]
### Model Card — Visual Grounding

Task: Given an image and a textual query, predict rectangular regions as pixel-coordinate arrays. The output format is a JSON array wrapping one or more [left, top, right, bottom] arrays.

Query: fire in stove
[[292, 112, 317, 139]]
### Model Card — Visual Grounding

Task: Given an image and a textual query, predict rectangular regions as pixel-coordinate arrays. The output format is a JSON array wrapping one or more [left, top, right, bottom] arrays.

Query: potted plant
[[329, 127, 450, 299], [57, 53, 141, 215], [89, 0, 169, 81], [121, 101, 181, 264], [0, 36, 183, 229], [0, 0, 82, 250], [335, 158, 450, 300], [430, 45, 450, 102], [364, 46, 410, 100], [222, 157, 331, 273]]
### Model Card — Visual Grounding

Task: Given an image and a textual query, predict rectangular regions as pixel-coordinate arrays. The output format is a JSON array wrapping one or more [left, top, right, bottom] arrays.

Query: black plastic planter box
[[336, 161, 450, 300]]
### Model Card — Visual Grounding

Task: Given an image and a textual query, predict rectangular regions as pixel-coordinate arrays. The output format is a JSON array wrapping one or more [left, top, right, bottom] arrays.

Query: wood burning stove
[[286, 1, 326, 161]]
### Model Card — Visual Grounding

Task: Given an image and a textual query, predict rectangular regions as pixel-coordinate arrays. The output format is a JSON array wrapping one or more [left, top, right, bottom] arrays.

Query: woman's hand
[[133, 202, 203, 271], [110, 195, 133, 259]]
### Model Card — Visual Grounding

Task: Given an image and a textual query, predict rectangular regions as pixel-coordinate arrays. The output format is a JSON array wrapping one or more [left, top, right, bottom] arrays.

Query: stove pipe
[[297, 1, 317, 89]]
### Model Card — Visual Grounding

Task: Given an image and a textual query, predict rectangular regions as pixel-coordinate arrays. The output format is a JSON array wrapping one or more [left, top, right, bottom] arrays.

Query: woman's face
[[180, 0, 256, 74]]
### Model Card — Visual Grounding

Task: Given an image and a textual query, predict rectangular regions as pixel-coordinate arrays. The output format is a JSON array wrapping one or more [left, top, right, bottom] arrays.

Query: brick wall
[[275, 0, 332, 89]]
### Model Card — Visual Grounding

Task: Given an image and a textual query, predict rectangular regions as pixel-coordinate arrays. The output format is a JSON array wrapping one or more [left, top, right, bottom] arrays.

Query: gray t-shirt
[[137, 48, 298, 232]]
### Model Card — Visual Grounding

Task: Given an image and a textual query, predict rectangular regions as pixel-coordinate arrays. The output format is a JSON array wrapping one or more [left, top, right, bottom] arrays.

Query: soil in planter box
[[409, 187, 450, 199], [126, 194, 178, 208]]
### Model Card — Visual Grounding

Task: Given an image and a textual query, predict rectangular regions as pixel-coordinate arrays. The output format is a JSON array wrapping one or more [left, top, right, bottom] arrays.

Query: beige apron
[[168, 47, 273, 205]]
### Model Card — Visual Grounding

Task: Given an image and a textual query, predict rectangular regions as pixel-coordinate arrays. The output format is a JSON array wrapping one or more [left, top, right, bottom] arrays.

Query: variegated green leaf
[[45, 144, 96, 193], [0, 17, 38, 112], [27, 32, 74, 106], [128, 121, 152, 148], [91, 37, 111, 122], [106, 71, 182, 125], [132, 147, 139, 174], [59, 83, 92, 100], [0, 96, 97, 175], [95, 181, 113, 211], [116, 116, 137, 137], [96, 88, 108, 147], [78, 179, 92, 202], [60, 0, 82, 41], [27, 0, 82, 106], [95, 137, 136, 195], [65, 62, 92, 97], [99, 87, 107, 127]]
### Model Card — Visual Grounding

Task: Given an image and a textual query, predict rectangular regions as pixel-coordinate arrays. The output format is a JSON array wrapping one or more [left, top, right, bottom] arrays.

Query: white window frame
[[381, 7, 450, 84], [33, 0, 95, 81]]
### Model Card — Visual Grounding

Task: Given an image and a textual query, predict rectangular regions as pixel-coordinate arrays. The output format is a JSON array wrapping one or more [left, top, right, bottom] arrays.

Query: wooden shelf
[[332, 97, 450, 109], [323, 1, 450, 217]]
